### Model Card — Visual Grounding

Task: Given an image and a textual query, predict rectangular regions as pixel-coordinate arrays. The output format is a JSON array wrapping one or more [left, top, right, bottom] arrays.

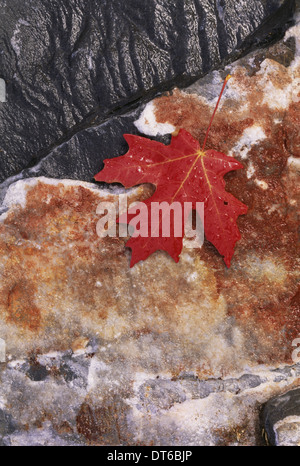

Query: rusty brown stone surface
[[0, 19, 299, 447]]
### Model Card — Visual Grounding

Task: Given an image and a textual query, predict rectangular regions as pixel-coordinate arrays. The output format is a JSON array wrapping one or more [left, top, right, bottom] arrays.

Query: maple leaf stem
[[201, 74, 231, 152]]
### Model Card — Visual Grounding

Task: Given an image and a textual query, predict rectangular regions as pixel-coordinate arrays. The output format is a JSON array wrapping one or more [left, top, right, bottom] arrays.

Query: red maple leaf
[[95, 76, 247, 267]]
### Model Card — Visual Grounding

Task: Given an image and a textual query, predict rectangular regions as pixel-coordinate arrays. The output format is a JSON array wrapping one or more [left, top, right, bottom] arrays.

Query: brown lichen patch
[[53, 421, 74, 436], [0, 179, 229, 374], [0, 182, 124, 353], [282, 100, 300, 157]]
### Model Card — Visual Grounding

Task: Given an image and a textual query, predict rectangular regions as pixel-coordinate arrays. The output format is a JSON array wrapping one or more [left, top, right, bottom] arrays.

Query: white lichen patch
[[254, 179, 268, 190], [87, 357, 111, 391]]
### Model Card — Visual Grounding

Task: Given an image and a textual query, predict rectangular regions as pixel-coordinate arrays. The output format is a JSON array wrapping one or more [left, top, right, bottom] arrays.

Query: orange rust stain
[[7, 281, 41, 331]]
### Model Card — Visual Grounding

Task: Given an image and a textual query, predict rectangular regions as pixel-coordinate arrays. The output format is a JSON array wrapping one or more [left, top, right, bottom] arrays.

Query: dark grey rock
[[59, 363, 78, 383], [262, 388, 300, 445], [0, 0, 295, 189], [0, 95, 171, 206]]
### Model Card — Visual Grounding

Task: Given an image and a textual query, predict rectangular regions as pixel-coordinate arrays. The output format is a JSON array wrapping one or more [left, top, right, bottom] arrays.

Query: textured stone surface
[[0, 3, 299, 447], [0, 0, 295, 186]]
